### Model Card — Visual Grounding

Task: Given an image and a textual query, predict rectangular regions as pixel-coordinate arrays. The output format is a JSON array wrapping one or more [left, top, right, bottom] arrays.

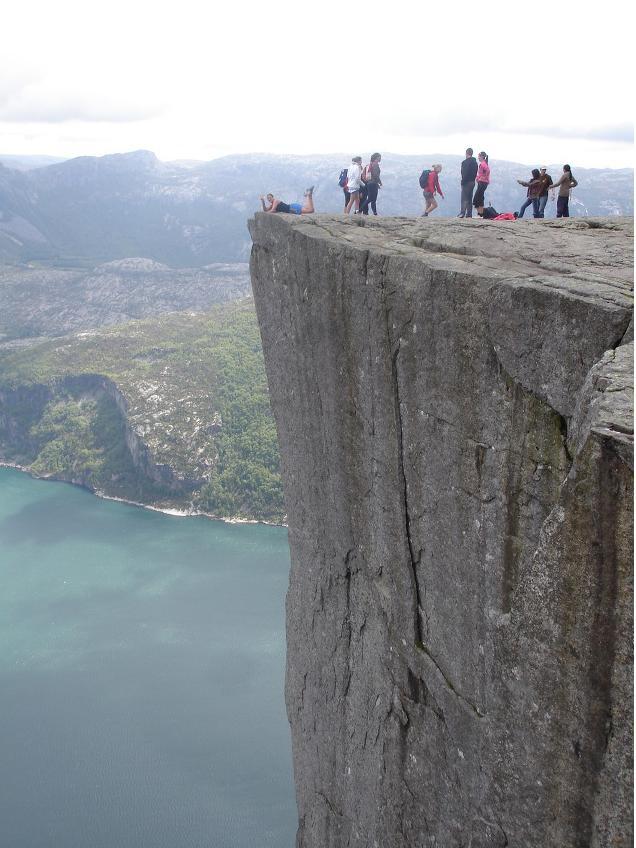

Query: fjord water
[[0, 467, 296, 848]]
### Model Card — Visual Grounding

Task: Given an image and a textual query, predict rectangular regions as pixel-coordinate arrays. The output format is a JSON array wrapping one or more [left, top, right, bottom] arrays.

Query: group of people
[[515, 164, 578, 218], [259, 149, 580, 220], [339, 154, 383, 215], [428, 149, 578, 219]]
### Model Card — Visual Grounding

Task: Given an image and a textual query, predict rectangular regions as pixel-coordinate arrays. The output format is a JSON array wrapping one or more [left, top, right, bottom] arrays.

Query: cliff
[[249, 214, 634, 848]]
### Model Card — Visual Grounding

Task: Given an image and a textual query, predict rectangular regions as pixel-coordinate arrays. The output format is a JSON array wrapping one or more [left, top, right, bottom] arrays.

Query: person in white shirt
[[345, 156, 363, 214]]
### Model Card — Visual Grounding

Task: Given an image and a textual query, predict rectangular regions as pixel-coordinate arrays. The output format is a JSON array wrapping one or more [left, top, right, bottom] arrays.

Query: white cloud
[[0, 86, 164, 123], [0, 0, 633, 167]]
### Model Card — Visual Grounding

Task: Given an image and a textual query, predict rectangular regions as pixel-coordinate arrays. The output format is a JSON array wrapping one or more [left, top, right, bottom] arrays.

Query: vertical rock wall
[[249, 215, 633, 847]]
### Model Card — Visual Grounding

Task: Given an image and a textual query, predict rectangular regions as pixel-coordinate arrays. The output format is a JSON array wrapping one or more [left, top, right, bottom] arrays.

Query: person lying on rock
[[260, 187, 315, 215]]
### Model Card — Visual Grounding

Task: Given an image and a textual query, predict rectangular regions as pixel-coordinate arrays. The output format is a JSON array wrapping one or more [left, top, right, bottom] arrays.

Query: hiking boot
[[305, 186, 314, 196]]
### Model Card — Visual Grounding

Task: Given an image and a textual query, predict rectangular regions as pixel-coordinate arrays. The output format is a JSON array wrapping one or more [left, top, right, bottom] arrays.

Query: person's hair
[[266, 193, 274, 200], [479, 151, 488, 163], [433, 164, 442, 172], [370, 152, 381, 161], [466, 147, 473, 156], [352, 156, 362, 163], [564, 164, 575, 182], [531, 168, 541, 179]]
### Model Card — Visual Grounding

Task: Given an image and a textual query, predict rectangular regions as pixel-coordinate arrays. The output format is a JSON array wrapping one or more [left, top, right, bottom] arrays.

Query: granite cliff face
[[249, 214, 633, 847]]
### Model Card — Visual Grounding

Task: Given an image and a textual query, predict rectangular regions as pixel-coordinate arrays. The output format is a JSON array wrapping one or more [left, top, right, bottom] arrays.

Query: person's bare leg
[[301, 192, 315, 214], [345, 191, 358, 214]]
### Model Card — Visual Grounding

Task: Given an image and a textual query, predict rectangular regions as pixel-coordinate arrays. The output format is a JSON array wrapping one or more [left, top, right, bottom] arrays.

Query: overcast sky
[[1, 0, 633, 168]]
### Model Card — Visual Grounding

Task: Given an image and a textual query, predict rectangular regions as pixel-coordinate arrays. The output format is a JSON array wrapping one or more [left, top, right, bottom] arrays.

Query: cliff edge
[[249, 214, 633, 848]]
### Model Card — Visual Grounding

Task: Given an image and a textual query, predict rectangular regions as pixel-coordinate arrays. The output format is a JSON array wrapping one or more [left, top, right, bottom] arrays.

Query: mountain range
[[1, 151, 633, 266]]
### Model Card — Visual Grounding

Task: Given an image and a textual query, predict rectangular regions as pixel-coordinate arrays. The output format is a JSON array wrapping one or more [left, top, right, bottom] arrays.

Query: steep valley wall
[[249, 215, 634, 847]]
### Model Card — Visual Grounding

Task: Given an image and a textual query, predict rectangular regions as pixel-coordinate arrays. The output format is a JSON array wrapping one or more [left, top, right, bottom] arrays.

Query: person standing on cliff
[[360, 153, 382, 215], [537, 166, 553, 218], [421, 165, 444, 216], [473, 152, 490, 215], [458, 148, 478, 218], [552, 164, 578, 218], [345, 156, 363, 214], [516, 168, 542, 218], [338, 166, 351, 212]]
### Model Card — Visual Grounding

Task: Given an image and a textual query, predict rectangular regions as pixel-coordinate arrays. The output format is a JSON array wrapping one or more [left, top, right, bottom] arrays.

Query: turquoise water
[[0, 467, 296, 848]]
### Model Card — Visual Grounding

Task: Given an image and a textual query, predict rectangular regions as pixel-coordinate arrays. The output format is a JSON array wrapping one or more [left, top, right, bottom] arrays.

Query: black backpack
[[419, 169, 431, 189], [338, 168, 348, 188], [481, 206, 499, 219]]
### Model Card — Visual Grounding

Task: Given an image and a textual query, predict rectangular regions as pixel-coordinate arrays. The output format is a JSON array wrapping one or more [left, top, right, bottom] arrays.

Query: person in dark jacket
[[360, 153, 382, 215], [458, 148, 478, 218], [517, 169, 542, 218], [536, 166, 553, 218]]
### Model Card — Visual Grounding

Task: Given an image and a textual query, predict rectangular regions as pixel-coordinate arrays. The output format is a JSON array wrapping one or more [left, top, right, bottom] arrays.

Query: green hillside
[[0, 298, 285, 522]]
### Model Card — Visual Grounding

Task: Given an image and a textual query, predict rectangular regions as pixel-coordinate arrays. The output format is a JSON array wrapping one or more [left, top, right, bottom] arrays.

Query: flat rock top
[[252, 214, 634, 311]]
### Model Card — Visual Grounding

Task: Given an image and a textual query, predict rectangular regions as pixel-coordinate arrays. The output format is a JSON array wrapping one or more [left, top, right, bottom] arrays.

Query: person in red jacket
[[422, 165, 444, 216]]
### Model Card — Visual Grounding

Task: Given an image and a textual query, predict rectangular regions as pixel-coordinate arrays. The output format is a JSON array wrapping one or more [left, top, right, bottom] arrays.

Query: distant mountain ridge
[[0, 150, 633, 266], [0, 259, 250, 343]]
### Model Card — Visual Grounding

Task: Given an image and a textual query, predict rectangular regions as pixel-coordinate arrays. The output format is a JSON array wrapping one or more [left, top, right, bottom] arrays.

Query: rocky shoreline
[[0, 461, 287, 527]]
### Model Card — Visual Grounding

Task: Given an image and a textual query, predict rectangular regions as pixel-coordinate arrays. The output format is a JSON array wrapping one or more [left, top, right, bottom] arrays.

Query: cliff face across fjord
[[249, 214, 633, 848]]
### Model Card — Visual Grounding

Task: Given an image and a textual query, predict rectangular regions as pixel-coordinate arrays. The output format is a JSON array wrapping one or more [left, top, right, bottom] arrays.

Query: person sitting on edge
[[345, 156, 363, 214], [360, 153, 382, 215], [422, 165, 444, 216], [537, 166, 553, 218], [517, 169, 542, 218], [458, 147, 478, 218], [473, 152, 490, 216], [552, 164, 578, 218], [260, 186, 315, 215]]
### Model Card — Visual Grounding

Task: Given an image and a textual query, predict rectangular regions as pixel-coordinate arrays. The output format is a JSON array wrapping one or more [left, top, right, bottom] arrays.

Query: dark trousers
[[460, 181, 475, 216], [361, 182, 379, 215], [518, 197, 539, 218], [473, 181, 487, 209], [556, 196, 569, 217]]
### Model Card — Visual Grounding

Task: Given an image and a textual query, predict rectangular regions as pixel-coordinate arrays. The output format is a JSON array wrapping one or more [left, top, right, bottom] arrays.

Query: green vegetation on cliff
[[0, 299, 285, 522]]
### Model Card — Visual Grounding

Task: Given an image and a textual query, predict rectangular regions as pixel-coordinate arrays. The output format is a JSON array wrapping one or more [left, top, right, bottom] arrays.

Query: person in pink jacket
[[473, 152, 490, 215]]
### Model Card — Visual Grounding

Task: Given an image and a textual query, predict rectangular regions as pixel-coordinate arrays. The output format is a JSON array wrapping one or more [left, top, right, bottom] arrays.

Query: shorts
[[289, 203, 302, 215], [423, 191, 434, 202]]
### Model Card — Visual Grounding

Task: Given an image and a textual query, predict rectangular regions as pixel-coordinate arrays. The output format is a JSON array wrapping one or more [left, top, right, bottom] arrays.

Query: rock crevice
[[249, 214, 633, 848]]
